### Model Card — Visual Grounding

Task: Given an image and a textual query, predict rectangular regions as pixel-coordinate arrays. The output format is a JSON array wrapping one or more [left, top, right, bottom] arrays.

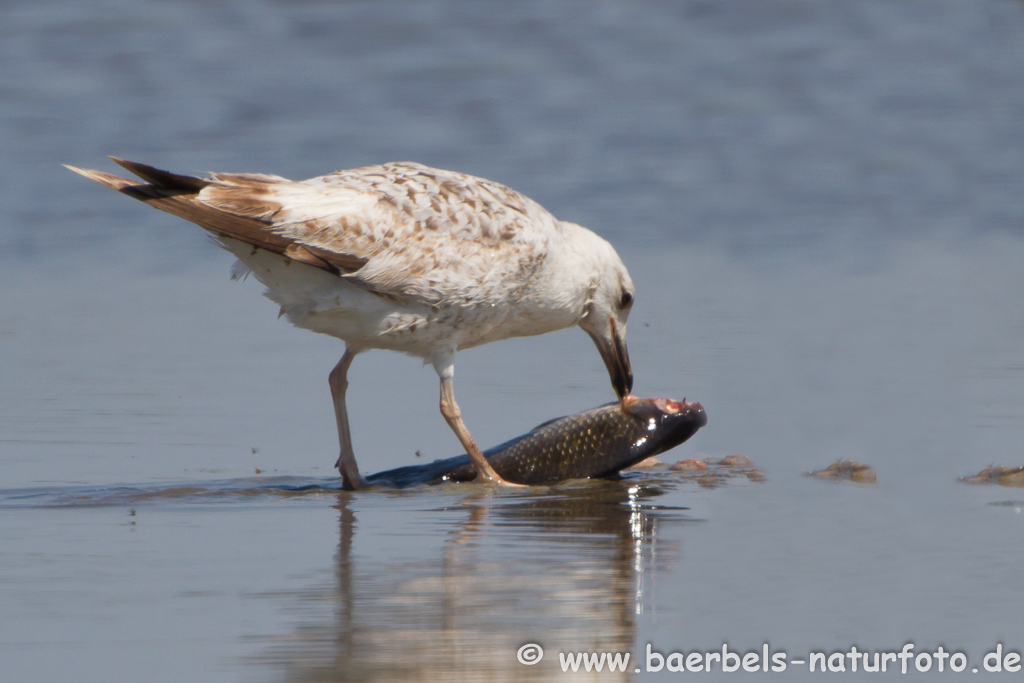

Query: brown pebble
[[807, 460, 877, 484], [719, 454, 756, 468], [695, 473, 727, 489], [629, 457, 663, 470], [999, 471, 1024, 487], [847, 467, 877, 484], [670, 458, 708, 472], [961, 465, 1024, 488]]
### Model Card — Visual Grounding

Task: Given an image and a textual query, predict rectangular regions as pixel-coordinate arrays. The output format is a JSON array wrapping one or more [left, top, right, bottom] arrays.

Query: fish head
[[622, 396, 707, 457]]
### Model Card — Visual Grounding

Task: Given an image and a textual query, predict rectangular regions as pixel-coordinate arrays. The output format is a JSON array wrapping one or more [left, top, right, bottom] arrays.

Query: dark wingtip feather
[[108, 157, 209, 193]]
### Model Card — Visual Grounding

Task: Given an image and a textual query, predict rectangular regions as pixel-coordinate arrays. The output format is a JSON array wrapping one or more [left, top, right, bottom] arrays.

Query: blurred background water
[[2, 0, 1024, 680]]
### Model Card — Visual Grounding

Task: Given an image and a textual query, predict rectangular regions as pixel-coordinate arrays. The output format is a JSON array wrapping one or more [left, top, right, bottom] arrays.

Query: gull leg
[[435, 360, 523, 487], [330, 346, 366, 490]]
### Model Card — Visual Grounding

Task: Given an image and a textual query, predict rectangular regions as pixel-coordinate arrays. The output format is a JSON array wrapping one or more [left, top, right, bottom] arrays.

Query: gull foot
[[475, 471, 529, 488]]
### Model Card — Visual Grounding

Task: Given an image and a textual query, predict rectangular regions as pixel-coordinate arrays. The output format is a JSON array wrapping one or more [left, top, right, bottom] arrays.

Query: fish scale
[[367, 397, 707, 488]]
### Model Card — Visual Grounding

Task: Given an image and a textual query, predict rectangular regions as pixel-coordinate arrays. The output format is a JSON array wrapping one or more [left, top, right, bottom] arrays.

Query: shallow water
[[3, 0, 1024, 681]]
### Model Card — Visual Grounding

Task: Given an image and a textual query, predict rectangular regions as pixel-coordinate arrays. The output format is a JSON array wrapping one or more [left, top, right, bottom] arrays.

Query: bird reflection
[[260, 481, 688, 681]]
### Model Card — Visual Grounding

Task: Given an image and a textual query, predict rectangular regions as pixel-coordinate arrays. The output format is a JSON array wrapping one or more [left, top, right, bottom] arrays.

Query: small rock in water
[[629, 457, 664, 470], [662, 455, 766, 488], [961, 465, 1024, 488], [806, 460, 877, 484], [744, 469, 766, 483], [718, 454, 756, 468], [669, 458, 708, 472]]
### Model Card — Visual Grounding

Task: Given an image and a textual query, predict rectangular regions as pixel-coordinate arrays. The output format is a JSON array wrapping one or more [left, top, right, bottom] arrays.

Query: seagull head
[[575, 234, 635, 401]]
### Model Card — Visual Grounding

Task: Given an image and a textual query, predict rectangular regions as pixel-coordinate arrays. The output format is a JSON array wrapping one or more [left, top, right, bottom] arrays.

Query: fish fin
[[529, 401, 620, 432], [529, 414, 571, 431]]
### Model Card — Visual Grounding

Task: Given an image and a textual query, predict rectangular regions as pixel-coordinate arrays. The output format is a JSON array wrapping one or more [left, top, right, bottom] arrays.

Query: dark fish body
[[367, 397, 706, 488]]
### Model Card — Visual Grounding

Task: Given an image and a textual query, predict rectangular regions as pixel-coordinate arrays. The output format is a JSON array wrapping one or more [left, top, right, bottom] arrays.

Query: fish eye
[[619, 291, 634, 309]]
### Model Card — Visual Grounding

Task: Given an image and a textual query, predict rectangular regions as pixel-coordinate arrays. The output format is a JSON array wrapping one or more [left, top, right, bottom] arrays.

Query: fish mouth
[[587, 315, 633, 400], [660, 400, 707, 450], [624, 396, 707, 426], [654, 398, 707, 426], [622, 397, 707, 458]]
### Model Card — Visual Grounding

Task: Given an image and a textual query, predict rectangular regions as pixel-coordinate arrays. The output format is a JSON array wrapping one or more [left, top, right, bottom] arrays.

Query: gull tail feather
[[65, 159, 370, 279], [108, 156, 210, 193], [65, 159, 307, 266]]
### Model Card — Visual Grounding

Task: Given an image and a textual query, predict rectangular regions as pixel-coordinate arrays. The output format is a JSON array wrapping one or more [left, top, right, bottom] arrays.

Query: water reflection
[[260, 482, 690, 681]]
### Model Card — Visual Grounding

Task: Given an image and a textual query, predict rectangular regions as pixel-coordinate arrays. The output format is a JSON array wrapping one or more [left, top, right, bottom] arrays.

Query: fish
[[366, 396, 707, 488]]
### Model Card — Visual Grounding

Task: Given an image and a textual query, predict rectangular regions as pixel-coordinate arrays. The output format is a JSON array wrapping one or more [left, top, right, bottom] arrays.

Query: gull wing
[[67, 159, 556, 306]]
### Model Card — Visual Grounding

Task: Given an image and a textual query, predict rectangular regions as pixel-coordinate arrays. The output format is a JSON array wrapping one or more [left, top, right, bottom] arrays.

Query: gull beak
[[587, 315, 633, 400]]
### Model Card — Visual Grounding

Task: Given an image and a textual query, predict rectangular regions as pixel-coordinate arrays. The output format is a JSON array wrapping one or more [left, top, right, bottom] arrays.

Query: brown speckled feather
[[66, 156, 632, 367], [66, 160, 317, 268], [66, 159, 558, 307], [66, 156, 637, 488]]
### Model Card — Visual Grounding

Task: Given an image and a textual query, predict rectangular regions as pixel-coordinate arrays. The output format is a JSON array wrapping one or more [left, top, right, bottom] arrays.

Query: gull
[[66, 158, 635, 489]]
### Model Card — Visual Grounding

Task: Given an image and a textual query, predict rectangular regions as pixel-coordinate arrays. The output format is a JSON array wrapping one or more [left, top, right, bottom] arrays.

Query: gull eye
[[619, 291, 634, 309]]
